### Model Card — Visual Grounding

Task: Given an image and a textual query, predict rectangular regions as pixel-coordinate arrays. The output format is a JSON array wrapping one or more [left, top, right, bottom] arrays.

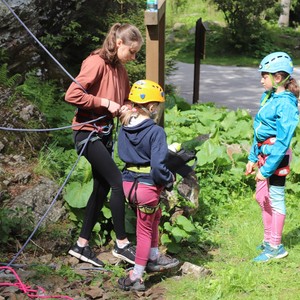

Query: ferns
[[0, 63, 22, 88]]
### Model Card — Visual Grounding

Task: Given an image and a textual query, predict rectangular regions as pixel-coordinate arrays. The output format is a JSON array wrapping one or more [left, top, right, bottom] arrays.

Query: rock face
[[0, 0, 84, 77], [12, 176, 66, 226], [0, 0, 114, 81]]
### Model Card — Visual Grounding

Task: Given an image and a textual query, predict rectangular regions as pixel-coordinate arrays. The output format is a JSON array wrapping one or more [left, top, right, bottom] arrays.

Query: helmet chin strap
[[270, 73, 290, 90], [138, 104, 157, 119], [261, 73, 291, 106]]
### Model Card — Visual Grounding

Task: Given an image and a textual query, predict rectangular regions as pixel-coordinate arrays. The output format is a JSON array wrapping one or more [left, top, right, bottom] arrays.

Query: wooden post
[[193, 18, 206, 104], [144, 0, 166, 127]]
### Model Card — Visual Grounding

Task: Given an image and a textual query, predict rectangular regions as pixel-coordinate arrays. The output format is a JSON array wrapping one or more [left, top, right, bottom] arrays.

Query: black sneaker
[[68, 244, 104, 267], [118, 273, 145, 292], [146, 254, 179, 272], [112, 243, 135, 265]]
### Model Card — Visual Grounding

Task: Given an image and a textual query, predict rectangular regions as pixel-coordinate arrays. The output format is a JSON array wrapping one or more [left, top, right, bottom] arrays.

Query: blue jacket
[[248, 90, 299, 178], [118, 119, 174, 186]]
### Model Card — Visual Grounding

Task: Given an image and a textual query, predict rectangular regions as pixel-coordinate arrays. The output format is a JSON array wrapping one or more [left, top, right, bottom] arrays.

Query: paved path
[[166, 62, 300, 116]]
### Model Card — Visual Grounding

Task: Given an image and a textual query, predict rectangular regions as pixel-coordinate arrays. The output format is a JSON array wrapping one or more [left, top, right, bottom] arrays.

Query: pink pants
[[256, 180, 285, 246], [123, 181, 162, 266], [255, 149, 291, 246]]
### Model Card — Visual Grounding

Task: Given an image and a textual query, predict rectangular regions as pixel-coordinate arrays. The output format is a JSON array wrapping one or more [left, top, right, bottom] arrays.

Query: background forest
[[1, 0, 300, 299]]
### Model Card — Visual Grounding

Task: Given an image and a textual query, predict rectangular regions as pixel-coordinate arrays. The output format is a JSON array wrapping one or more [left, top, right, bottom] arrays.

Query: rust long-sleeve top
[[65, 53, 130, 131]]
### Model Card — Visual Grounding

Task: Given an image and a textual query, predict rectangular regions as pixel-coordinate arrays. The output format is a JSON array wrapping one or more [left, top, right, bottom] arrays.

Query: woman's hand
[[105, 99, 120, 117]]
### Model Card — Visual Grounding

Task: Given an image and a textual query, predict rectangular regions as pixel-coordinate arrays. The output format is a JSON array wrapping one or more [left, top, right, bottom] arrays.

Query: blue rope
[[0, 115, 108, 132], [6, 130, 96, 267], [0, 0, 113, 271]]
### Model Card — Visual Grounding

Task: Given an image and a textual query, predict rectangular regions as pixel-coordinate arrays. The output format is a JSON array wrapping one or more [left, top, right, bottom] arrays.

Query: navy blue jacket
[[118, 119, 174, 186]]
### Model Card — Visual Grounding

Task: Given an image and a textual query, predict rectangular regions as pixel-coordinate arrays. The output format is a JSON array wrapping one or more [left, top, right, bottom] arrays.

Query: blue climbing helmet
[[258, 52, 293, 74]]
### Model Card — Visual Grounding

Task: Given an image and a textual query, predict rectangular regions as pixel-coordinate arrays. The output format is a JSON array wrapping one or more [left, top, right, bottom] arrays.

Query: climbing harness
[[125, 165, 151, 173], [74, 123, 113, 153], [123, 146, 197, 214], [124, 163, 160, 215], [257, 137, 291, 176], [126, 174, 161, 215], [257, 137, 277, 148]]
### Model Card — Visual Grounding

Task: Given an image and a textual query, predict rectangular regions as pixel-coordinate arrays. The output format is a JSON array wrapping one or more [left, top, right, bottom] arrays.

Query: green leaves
[[64, 180, 92, 208], [0, 63, 21, 88], [196, 139, 230, 167], [162, 215, 199, 253]]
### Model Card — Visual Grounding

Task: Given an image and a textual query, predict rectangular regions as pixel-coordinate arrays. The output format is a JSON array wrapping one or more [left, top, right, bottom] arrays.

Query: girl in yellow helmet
[[117, 80, 179, 291]]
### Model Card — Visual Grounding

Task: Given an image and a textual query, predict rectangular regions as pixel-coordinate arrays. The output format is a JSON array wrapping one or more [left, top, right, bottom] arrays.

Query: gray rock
[[11, 177, 66, 227]]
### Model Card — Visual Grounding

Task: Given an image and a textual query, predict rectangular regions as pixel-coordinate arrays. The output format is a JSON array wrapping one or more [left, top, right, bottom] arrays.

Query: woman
[[65, 23, 143, 267]]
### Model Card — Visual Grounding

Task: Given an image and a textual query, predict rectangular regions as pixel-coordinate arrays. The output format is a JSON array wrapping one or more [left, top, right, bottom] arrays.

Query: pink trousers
[[123, 181, 162, 266], [255, 180, 285, 246], [255, 149, 291, 246]]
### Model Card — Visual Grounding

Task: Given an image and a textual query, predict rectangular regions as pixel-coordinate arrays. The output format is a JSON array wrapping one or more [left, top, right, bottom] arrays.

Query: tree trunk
[[278, 0, 291, 27]]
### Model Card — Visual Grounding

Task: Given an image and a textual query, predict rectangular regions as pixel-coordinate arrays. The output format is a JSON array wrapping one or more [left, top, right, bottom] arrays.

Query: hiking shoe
[[256, 241, 270, 251], [146, 254, 180, 272], [112, 243, 135, 265], [68, 244, 104, 267], [118, 273, 145, 292], [253, 244, 288, 262]]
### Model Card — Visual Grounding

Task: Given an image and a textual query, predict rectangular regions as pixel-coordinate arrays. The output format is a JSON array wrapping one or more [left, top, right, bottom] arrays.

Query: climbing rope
[[6, 130, 96, 267], [0, 1, 115, 296], [0, 266, 74, 299], [0, 115, 110, 132]]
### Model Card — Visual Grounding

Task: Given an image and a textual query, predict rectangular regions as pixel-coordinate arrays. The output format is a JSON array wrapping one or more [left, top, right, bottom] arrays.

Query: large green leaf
[[64, 180, 93, 208], [291, 156, 300, 174], [175, 215, 196, 232], [171, 227, 189, 242], [161, 233, 172, 245], [197, 140, 229, 166]]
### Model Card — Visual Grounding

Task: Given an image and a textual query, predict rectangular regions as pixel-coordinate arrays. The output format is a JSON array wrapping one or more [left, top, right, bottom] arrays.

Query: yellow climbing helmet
[[128, 79, 165, 104]]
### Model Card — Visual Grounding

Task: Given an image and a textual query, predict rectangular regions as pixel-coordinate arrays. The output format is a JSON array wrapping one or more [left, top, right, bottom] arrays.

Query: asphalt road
[[166, 62, 300, 116]]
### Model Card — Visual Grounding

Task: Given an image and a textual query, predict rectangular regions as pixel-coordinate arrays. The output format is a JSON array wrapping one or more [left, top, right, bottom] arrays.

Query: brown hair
[[91, 23, 143, 67], [277, 71, 300, 99]]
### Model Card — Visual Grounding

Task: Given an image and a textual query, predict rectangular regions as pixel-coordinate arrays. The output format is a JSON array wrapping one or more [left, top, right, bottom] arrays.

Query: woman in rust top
[[65, 23, 143, 267]]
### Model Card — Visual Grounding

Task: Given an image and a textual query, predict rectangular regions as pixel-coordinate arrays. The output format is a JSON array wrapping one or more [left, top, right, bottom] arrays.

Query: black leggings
[[269, 154, 289, 187], [74, 130, 126, 241]]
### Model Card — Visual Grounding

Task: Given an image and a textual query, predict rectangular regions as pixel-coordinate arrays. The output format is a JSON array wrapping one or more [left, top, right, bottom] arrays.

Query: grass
[[167, 25, 300, 67], [166, 0, 224, 28], [163, 191, 300, 299], [165, 1, 300, 67]]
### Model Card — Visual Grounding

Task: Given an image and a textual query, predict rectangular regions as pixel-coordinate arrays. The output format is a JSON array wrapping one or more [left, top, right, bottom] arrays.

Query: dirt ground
[[0, 246, 181, 300]]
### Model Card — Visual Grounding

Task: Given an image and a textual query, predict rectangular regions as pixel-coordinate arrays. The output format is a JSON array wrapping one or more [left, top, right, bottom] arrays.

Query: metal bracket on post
[[193, 18, 207, 104], [144, 0, 166, 127]]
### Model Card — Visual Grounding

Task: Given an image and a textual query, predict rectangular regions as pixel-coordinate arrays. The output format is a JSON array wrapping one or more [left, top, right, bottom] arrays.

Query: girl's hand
[[255, 169, 266, 181], [245, 161, 256, 175]]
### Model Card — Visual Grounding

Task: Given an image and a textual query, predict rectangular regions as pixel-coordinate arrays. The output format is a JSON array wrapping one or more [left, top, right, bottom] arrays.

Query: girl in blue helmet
[[245, 52, 299, 262]]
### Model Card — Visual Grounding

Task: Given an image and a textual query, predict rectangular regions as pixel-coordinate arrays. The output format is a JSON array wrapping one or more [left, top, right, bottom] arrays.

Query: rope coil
[[0, 266, 74, 299]]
